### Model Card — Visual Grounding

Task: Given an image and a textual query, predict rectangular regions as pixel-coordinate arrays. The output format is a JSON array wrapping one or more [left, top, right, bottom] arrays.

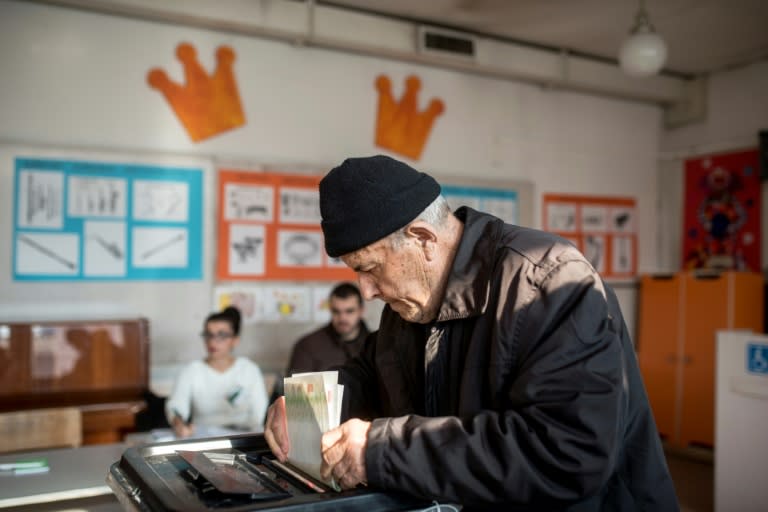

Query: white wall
[[0, 0, 663, 371], [658, 60, 768, 273]]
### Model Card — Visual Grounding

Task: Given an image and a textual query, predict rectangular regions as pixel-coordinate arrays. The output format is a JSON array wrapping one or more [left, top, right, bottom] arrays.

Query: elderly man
[[265, 155, 678, 510]]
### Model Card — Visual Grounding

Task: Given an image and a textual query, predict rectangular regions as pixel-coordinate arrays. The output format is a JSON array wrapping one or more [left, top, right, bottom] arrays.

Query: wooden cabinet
[[637, 271, 764, 449], [0, 318, 149, 447]]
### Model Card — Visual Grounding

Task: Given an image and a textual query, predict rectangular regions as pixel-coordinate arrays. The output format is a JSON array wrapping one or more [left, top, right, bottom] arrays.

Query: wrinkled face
[[342, 236, 434, 324], [329, 295, 364, 339], [202, 320, 239, 359]]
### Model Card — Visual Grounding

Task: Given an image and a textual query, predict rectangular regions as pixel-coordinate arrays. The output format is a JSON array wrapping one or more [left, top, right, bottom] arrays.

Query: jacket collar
[[435, 207, 503, 322]]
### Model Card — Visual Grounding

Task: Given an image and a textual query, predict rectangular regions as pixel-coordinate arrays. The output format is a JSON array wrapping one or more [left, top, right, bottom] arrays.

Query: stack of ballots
[[284, 371, 343, 490]]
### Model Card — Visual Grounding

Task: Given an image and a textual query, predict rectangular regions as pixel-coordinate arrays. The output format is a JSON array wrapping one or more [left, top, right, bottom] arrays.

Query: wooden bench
[[0, 407, 82, 453]]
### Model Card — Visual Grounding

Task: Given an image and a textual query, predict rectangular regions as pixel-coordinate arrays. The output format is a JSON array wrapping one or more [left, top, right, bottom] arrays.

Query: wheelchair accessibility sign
[[747, 343, 768, 374]]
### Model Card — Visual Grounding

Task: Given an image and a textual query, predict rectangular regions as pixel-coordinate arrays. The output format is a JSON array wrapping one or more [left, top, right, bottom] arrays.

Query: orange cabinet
[[637, 271, 764, 449]]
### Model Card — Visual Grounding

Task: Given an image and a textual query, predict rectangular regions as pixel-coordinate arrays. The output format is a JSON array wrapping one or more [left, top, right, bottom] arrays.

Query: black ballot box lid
[[107, 432, 428, 512]]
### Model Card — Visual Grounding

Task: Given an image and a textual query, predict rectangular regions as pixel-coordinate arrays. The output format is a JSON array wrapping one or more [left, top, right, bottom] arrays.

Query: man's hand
[[263, 396, 290, 462], [320, 419, 371, 489]]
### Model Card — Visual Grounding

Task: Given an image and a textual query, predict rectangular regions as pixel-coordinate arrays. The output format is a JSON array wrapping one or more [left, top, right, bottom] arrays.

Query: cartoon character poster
[[682, 148, 761, 271]]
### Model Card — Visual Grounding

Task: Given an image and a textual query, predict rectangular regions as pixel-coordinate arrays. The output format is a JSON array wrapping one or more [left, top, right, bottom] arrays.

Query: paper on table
[[283, 371, 343, 490], [0, 458, 50, 476]]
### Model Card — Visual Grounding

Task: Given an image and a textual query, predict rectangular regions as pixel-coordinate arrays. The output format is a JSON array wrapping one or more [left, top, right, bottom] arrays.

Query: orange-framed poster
[[216, 169, 355, 281], [543, 194, 637, 279]]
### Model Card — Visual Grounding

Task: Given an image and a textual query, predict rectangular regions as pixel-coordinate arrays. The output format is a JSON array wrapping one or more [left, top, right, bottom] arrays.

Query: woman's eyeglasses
[[200, 331, 234, 342]]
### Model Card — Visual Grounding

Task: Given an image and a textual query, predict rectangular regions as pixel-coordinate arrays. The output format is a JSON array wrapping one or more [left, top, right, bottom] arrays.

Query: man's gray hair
[[388, 195, 452, 249]]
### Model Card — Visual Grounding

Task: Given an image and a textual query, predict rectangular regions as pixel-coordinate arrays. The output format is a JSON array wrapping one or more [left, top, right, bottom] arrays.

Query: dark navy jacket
[[340, 207, 679, 510]]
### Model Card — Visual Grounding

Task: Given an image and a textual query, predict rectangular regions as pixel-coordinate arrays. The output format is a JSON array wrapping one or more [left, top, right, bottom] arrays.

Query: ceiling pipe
[[28, 0, 687, 106], [296, 0, 315, 47]]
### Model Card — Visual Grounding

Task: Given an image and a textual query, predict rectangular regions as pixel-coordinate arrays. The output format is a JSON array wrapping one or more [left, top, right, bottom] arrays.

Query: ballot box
[[107, 432, 427, 511], [715, 330, 768, 512]]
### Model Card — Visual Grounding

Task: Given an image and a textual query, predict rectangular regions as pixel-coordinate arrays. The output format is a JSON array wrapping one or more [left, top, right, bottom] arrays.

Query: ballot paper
[[283, 371, 343, 490]]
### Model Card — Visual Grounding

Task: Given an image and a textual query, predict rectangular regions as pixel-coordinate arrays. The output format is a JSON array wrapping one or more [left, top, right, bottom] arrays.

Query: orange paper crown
[[374, 75, 444, 160], [147, 43, 245, 142]]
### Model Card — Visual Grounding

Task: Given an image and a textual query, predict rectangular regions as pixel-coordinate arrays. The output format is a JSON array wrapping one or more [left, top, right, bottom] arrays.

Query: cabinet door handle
[[682, 355, 693, 365]]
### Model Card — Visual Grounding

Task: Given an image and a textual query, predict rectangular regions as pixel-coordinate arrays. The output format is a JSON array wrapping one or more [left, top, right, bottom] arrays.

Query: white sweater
[[165, 357, 269, 431]]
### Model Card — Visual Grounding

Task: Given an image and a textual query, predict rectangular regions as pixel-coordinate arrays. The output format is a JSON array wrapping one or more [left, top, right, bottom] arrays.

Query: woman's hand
[[172, 420, 195, 439]]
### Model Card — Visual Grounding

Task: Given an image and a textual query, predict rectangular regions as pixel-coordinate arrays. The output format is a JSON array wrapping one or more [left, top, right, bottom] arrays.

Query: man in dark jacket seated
[[267, 282, 370, 407], [265, 155, 679, 510], [286, 282, 369, 375]]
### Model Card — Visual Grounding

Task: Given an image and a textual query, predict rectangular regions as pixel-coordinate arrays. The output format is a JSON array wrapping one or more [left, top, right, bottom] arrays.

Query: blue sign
[[442, 185, 518, 224], [747, 343, 768, 375], [13, 157, 203, 281]]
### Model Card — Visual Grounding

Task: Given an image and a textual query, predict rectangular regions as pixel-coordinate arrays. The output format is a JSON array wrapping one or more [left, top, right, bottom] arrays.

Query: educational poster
[[214, 284, 335, 324], [543, 194, 637, 279], [228, 224, 266, 276], [262, 285, 312, 323], [13, 157, 203, 281], [442, 185, 518, 224], [217, 170, 356, 281], [214, 286, 265, 325], [682, 148, 761, 271], [312, 284, 333, 324]]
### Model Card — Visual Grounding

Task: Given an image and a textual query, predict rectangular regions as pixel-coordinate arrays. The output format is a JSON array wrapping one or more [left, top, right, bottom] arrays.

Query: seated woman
[[165, 306, 268, 438]]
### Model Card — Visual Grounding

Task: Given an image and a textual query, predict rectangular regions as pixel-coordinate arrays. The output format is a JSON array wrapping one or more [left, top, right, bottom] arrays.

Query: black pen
[[227, 386, 243, 405]]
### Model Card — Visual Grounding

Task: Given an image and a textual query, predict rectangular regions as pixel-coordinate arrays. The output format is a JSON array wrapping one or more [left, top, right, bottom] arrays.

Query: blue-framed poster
[[13, 157, 203, 281], [442, 184, 518, 224]]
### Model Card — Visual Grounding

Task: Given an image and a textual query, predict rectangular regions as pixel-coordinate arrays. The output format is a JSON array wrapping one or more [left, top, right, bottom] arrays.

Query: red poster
[[216, 169, 355, 281], [543, 194, 638, 279], [682, 148, 761, 271]]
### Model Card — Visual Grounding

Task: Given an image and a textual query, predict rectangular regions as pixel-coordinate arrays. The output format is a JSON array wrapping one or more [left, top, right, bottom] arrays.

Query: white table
[[0, 443, 126, 510]]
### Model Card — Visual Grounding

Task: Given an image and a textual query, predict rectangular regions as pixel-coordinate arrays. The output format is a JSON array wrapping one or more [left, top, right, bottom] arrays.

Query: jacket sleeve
[[365, 259, 627, 508]]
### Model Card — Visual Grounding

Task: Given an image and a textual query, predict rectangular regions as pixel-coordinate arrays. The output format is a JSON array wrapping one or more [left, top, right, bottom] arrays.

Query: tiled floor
[[666, 452, 714, 512]]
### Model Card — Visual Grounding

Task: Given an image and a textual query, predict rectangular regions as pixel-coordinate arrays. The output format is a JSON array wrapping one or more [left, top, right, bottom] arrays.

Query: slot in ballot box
[[107, 432, 428, 512]]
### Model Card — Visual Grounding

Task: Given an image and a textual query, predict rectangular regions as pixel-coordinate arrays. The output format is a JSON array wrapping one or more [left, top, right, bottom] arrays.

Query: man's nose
[[357, 274, 379, 300]]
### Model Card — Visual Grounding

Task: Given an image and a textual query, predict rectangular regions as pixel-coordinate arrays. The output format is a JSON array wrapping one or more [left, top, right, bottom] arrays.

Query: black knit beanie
[[320, 155, 441, 257]]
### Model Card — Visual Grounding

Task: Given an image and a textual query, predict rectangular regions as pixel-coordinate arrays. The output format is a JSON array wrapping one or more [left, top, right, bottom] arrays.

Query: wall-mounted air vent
[[417, 26, 477, 61]]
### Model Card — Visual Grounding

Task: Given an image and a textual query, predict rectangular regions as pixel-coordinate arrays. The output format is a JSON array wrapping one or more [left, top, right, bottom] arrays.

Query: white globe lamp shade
[[619, 30, 668, 76]]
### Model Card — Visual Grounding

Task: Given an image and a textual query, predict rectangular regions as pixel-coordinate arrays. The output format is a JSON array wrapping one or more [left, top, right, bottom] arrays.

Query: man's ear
[[405, 221, 438, 260]]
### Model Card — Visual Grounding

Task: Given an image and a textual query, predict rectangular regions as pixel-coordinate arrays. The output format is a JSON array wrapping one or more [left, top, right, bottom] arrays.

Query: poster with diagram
[[442, 185, 518, 224], [216, 169, 356, 281], [543, 194, 637, 279], [214, 286, 266, 325], [13, 157, 203, 281], [213, 284, 333, 324]]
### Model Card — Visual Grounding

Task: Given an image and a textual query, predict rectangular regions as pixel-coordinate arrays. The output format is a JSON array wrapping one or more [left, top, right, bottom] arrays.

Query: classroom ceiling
[[322, 0, 768, 76]]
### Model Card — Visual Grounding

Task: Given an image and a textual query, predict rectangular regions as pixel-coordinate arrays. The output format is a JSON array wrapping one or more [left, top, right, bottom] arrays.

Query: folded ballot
[[283, 371, 343, 490]]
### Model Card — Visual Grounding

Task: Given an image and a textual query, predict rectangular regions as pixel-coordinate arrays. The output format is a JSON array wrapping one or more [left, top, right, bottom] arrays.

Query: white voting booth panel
[[715, 330, 768, 512]]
